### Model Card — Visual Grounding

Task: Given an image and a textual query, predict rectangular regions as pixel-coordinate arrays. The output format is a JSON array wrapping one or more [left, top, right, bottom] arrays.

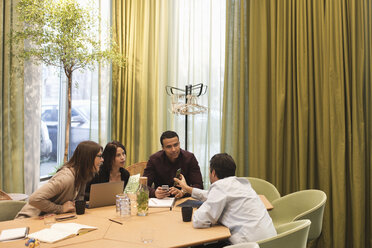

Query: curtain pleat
[[223, 0, 372, 247], [112, 1, 225, 187], [111, 0, 167, 164], [0, 0, 25, 193]]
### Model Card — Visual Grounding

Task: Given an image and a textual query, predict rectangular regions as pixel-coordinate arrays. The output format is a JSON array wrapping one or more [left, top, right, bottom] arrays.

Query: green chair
[[258, 220, 311, 248], [225, 220, 311, 248], [246, 177, 281, 203], [0, 200, 26, 221], [269, 189, 327, 241]]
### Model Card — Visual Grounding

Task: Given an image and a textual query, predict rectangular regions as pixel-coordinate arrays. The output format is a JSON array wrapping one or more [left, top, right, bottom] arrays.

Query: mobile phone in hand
[[175, 168, 181, 179], [162, 185, 169, 192], [174, 168, 182, 186]]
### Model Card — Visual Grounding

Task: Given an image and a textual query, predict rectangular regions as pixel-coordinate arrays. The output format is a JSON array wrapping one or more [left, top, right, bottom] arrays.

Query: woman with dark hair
[[85, 141, 130, 199], [16, 141, 103, 218]]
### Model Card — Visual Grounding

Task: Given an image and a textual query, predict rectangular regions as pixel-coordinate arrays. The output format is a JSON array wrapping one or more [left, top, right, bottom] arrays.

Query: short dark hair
[[210, 153, 236, 179], [160, 131, 179, 146], [102, 141, 126, 172]]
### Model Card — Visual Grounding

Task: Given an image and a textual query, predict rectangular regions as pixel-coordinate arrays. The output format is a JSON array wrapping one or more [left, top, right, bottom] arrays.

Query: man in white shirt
[[174, 153, 277, 246]]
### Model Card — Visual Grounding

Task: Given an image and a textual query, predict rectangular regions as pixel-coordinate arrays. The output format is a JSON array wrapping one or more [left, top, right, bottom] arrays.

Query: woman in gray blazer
[[16, 140, 103, 218]]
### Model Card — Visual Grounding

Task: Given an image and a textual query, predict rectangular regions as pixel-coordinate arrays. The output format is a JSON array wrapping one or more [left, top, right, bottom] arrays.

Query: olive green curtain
[[0, 0, 24, 193], [111, 0, 168, 165], [222, 1, 371, 248]]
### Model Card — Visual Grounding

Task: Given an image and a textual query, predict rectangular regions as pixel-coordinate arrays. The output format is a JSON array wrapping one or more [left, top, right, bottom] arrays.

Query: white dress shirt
[[192, 176, 277, 244]]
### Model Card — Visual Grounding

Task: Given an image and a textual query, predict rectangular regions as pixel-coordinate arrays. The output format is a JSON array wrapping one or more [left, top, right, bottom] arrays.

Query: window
[[39, 0, 111, 179]]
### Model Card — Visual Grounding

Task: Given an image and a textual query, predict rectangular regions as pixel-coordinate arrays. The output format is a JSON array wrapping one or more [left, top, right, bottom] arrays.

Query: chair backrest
[[257, 219, 311, 248], [0, 190, 11, 200], [246, 177, 281, 202], [269, 189, 327, 241], [0, 200, 26, 221], [224, 242, 260, 248], [126, 161, 147, 176]]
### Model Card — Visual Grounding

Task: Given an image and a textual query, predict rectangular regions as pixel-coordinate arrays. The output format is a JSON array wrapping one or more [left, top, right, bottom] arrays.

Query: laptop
[[88, 181, 124, 208]]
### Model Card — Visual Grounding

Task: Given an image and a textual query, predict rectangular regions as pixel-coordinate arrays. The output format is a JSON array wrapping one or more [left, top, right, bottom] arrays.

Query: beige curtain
[[223, 1, 371, 248], [111, 0, 168, 165], [0, 0, 25, 193], [165, 0, 226, 187]]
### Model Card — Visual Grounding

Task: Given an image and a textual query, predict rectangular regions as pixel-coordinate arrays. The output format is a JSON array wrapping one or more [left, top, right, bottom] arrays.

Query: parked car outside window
[[40, 120, 52, 160], [41, 102, 91, 161]]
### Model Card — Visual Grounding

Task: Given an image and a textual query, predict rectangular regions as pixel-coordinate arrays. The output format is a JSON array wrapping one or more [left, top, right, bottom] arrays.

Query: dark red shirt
[[143, 149, 204, 197]]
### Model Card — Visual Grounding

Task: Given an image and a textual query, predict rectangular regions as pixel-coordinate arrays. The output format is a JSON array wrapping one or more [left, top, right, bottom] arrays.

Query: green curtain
[[111, 0, 168, 165], [222, 1, 372, 248], [0, 0, 24, 193]]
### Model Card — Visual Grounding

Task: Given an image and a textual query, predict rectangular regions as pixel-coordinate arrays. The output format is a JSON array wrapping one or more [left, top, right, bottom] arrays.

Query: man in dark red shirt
[[143, 131, 204, 198]]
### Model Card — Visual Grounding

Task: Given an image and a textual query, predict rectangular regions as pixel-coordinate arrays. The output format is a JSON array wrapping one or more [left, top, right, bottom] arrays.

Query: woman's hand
[[62, 201, 75, 213]]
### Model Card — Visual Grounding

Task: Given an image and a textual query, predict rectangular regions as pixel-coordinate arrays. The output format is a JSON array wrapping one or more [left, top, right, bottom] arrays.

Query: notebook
[[177, 199, 204, 208], [88, 181, 124, 208], [0, 227, 29, 241], [28, 223, 96, 243]]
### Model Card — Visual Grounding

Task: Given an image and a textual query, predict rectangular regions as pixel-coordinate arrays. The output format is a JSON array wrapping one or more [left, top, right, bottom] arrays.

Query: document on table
[[0, 227, 29, 241], [148, 197, 175, 208]]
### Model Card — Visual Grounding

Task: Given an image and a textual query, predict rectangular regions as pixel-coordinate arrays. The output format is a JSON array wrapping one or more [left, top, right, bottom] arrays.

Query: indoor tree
[[11, 0, 125, 162]]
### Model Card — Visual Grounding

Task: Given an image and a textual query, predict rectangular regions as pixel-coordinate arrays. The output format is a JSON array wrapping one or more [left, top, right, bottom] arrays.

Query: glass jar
[[136, 177, 149, 216], [120, 193, 131, 219], [116, 193, 131, 219]]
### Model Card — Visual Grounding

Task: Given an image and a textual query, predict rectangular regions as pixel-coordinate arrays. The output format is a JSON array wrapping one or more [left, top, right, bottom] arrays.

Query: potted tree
[[11, 0, 125, 162]]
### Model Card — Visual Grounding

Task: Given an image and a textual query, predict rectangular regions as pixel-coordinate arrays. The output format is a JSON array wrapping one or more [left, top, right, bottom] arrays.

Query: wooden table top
[[0, 198, 230, 248]]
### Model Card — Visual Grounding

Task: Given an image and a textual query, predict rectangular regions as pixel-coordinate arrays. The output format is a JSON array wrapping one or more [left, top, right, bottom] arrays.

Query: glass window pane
[[40, 65, 61, 178]]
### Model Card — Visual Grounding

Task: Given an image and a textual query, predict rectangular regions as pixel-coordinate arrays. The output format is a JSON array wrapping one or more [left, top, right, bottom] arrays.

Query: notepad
[[0, 227, 29, 241], [148, 197, 175, 208], [177, 199, 204, 208], [28, 223, 97, 243]]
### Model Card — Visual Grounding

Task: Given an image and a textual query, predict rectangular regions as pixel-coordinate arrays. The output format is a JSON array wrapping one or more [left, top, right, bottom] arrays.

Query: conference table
[[0, 198, 231, 248]]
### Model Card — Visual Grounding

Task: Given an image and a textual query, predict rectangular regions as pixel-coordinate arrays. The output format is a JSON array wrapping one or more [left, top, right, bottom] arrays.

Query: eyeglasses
[[96, 154, 103, 158]]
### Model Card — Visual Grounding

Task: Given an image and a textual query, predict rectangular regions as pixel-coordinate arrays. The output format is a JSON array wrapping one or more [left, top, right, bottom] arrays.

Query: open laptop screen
[[88, 181, 124, 208]]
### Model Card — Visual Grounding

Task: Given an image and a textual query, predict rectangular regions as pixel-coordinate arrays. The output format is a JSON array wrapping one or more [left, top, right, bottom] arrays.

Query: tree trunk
[[64, 72, 72, 163]]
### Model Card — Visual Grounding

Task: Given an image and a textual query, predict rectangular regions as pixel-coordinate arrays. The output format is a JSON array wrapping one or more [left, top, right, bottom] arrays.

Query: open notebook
[[28, 223, 97, 243]]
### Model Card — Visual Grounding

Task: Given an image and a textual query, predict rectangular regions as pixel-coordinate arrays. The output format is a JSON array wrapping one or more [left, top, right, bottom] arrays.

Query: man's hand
[[173, 174, 193, 195], [62, 201, 75, 213], [155, 186, 170, 199], [169, 187, 184, 198]]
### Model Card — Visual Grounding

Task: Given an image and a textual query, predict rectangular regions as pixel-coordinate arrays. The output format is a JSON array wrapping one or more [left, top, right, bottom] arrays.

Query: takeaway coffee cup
[[75, 200, 86, 215], [181, 207, 193, 222]]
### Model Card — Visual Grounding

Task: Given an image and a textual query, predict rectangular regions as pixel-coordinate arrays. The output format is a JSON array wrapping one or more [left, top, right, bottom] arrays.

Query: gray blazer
[[16, 167, 83, 218]]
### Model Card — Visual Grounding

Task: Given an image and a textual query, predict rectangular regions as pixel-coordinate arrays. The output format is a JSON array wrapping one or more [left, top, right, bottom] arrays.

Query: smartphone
[[162, 185, 169, 191], [55, 213, 77, 222], [174, 168, 182, 186], [175, 168, 182, 179]]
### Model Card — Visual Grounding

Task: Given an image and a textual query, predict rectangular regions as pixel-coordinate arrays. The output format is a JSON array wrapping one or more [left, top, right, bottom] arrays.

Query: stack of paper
[[148, 197, 175, 208]]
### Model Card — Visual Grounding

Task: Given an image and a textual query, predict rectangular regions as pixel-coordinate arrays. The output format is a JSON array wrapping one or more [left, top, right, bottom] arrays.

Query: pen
[[170, 198, 176, 211], [109, 219, 123, 225]]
